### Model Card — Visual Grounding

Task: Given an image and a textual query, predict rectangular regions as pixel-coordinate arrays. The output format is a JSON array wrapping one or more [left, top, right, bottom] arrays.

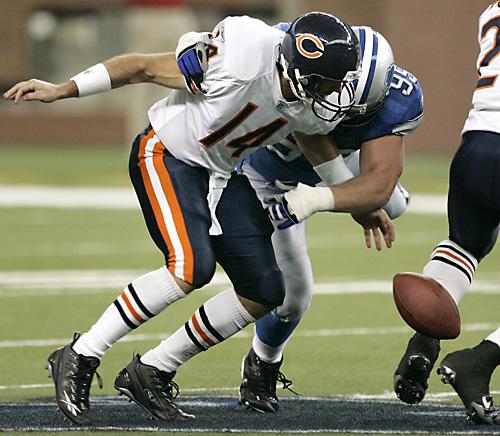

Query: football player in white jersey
[[4, 12, 396, 423], [237, 26, 423, 412], [392, 2, 500, 425]]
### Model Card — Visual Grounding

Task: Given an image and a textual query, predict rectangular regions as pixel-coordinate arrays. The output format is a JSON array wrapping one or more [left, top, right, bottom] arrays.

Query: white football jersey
[[463, 2, 500, 134], [148, 16, 339, 174]]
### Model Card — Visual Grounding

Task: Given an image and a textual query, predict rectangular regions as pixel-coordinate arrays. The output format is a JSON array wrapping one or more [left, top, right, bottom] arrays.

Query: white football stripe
[[1, 322, 498, 349], [144, 136, 186, 280], [356, 27, 373, 103], [1, 270, 500, 297], [0, 184, 448, 215]]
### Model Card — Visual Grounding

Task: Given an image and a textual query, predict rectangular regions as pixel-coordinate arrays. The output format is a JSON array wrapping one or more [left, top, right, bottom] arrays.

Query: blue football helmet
[[345, 26, 395, 125], [278, 12, 361, 122]]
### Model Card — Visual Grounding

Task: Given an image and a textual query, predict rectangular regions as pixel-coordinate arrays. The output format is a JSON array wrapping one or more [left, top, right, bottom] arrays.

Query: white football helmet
[[347, 26, 395, 122]]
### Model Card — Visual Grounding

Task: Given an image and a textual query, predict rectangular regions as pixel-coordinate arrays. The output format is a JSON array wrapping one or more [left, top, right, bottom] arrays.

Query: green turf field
[[0, 146, 498, 435]]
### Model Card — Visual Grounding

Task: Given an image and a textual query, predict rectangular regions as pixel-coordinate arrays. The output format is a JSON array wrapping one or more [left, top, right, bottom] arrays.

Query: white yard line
[[1, 269, 499, 296], [0, 185, 139, 209], [0, 270, 230, 295], [0, 184, 447, 214], [1, 322, 498, 349]]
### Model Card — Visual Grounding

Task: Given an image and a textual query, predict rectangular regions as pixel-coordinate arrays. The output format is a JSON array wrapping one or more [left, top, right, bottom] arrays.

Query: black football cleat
[[239, 348, 296, 413], [438, 340, 500, 425], [46, 332, 102, 425], [394, 332, 440, 404], [114, 354, 194, 421]]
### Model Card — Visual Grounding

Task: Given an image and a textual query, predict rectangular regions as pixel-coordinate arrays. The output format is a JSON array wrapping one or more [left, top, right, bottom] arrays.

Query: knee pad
[[276, 295, 311, 322]]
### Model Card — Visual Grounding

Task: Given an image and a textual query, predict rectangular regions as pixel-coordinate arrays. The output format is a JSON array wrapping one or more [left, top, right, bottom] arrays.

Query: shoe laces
[[256, 360, 299, 397], [66, 357, 102, 406], [149, 369, 180, 400], [276, 370, 299, 395]]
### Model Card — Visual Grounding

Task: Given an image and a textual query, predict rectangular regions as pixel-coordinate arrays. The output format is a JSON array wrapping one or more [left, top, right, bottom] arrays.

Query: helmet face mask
[[278, 12, 361, 122], [308, 78, 356, 122]]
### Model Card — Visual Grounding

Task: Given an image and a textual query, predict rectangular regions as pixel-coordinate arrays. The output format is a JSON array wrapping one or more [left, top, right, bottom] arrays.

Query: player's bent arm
[[3, 52, 185, 104], [294, 132, 355, 185], [270, 135, 403, 224], [330, 135, 404, 213]]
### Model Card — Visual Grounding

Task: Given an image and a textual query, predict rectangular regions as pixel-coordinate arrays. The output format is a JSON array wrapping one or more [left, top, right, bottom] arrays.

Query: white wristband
[[70, 63, 111, 97], [313, 155, 354, 186], [284, 183, 335, 222]]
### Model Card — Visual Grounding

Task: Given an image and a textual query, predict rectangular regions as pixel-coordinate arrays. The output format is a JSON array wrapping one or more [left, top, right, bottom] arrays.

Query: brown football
[[393, 272, 460, 339]]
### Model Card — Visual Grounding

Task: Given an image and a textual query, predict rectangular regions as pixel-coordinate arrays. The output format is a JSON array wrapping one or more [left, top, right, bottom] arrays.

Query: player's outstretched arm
[[3, 52, 185, 104], [106, 52, 185, 89], [3, 79, 77, 104]]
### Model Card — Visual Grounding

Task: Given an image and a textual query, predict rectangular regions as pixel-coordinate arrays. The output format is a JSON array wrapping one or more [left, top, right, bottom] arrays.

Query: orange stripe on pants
[[138, 129, 177, 277], [152, 140, 195, 284]]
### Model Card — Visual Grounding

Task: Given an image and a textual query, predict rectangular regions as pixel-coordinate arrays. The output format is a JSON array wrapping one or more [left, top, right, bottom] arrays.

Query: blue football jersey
[[244, 66, 423, 186]]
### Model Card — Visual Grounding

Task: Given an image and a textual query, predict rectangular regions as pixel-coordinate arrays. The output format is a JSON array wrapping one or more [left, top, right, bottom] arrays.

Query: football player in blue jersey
[[237, 26, 424, 412]]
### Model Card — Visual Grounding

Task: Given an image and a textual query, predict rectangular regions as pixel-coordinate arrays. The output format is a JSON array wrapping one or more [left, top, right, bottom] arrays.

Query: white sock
[[142, 289, 255, 372], [252, 330, 286, 364], [422, 240, 478, 305], [486, 328, 500, 348], [73, 266, 185, 358]]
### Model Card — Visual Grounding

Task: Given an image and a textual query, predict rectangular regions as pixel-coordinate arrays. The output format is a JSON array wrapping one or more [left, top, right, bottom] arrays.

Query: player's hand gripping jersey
[[244, 66, 423, 186], [463, 1, 500, 134], [148, 16, 342, 175]]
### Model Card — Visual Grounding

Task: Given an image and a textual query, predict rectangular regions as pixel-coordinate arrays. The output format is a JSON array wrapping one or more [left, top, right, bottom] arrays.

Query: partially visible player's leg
[[436, 131, 500, 423], [238, 222, 312, 412], [438, 328, 500, 425], [48, 126, 216, 423], [123, 174, 285, 417], [75, 125, 215, 359], [253, 221, 312, 362], [395, 131, 500, 405], [132, 174, 280, 374], [236, 164, 312, 410]]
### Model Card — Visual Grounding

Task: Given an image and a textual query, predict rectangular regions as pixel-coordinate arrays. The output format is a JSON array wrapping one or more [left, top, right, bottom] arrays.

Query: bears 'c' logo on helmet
[[296, 33, 325, 59]]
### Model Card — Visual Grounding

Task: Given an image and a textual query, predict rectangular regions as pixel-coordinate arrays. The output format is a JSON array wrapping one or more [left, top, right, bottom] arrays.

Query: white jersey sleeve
[[463, 2, 500, 134]]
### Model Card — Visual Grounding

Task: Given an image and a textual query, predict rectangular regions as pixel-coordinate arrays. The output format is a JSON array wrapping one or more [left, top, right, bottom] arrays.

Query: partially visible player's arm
[[331, 135, 404, 213], [105, 52, 185, 89], [272, 132, 397, 249], [3, 52, 185, 104], [294, 132, 354, 184], [294, 131, 403, 211]]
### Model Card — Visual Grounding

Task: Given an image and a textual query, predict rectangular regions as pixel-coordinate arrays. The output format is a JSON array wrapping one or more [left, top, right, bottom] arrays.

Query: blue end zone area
[[1, 396, 499, 434]]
